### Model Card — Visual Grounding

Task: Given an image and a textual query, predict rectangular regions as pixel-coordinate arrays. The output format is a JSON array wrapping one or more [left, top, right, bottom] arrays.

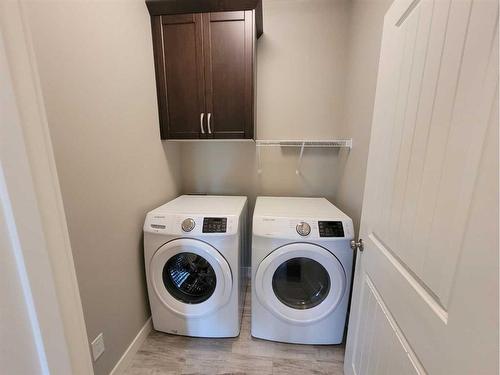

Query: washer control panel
[[144, 214, 237, 236], [296, 222, 311, 236], [318, 221, 344, 237], [203, 217, 227, 233]]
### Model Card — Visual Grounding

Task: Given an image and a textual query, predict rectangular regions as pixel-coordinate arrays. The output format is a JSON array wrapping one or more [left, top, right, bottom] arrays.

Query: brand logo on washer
[[262, 218, 276, 222]]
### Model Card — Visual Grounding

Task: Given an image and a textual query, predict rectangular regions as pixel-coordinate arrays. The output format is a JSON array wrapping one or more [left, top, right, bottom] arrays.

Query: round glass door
[[163, 252, 217, 304], [150, 238, 232, 317], [272, 257, 330, 309], [254, 243, 346, 324]]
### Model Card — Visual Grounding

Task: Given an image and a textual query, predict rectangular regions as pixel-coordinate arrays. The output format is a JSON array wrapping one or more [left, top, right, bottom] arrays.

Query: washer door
[[255, 243, 346, 324], [150, 238, 232, 317]]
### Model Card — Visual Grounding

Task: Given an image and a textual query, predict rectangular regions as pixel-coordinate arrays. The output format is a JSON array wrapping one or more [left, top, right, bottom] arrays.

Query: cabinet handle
[[200, 113, 205, 134], [207, 113, 212, 134]]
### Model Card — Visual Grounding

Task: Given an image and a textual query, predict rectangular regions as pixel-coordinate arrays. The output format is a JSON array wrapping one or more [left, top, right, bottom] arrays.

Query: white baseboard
[[109, 317, 152, 375]]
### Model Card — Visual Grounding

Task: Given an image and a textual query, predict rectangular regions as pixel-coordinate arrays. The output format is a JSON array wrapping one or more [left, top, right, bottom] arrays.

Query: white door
[[150, 238, 233, 317], [345, 0, 498, 374]]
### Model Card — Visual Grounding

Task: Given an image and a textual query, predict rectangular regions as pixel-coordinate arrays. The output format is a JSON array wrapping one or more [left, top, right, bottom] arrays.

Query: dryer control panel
[[253, 216, 354, 241]]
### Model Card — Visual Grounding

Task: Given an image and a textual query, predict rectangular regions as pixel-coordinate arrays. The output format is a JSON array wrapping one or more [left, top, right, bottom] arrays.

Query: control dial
[[181, 218, 195, 232], [296, 222, 311, 236]]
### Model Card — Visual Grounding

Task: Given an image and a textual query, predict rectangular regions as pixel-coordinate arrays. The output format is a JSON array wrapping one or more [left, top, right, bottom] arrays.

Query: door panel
[[397, 0, 454, 285], [203, 11, 254, 138], [159, 14, 205, 139], [352, 275, 420, 375], [418, 0, 498, 304], [345, 0, 498, 374]]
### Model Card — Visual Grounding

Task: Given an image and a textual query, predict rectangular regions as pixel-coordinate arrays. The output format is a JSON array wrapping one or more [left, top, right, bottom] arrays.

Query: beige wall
[[23, 1, 181, 374], [181, 0, 350, 209], [335, 0, 393, 233], [256, 0, 348, 139]]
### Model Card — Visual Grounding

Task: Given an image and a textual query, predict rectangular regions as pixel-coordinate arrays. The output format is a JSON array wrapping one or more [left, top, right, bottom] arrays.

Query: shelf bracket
[[295, 142, 306, 175]]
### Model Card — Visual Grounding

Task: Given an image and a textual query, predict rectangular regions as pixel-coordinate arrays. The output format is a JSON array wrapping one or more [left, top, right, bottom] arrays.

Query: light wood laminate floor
[[124, 287, 345, 374]]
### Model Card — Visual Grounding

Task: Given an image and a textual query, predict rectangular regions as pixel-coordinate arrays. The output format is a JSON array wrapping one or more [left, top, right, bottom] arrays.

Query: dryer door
[[150, 238, 232, 317], [255, 243, 346, 324]]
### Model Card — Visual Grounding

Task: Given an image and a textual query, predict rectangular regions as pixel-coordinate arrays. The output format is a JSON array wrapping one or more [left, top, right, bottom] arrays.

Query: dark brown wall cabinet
[[147, 1, 262, 139]]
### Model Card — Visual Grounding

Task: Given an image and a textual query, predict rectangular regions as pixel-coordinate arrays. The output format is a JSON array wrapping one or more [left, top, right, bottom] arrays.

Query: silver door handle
[[200, 113, 205, 134], [350, 239, 364, 252], [207, 113, 212, 134]]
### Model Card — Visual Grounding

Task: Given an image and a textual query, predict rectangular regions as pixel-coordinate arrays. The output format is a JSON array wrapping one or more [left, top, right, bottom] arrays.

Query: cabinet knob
[[207, 113, 212, 134]]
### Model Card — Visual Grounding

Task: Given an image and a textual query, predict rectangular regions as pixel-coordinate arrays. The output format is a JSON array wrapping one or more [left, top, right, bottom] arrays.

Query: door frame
[[0, 1, 93, 374]]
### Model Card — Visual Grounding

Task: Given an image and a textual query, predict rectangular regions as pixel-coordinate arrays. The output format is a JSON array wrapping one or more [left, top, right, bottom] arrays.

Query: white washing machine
[[144, 195, 247, 338], [252, 197, 354, 344]]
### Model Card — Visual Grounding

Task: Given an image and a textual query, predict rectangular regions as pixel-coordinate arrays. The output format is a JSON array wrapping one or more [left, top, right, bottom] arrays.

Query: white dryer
[[252, 197, 354, 344], [144, 195, 247, 338]]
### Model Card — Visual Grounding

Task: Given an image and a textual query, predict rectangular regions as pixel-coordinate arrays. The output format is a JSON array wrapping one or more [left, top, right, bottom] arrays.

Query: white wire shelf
[[254, 139, 352, 175], [255, 139, 353, 148]]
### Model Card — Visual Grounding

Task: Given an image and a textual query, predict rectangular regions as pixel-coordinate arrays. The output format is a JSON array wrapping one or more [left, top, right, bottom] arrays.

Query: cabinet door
[[152, 14, 206, 139], [203, 11, 254, 139]]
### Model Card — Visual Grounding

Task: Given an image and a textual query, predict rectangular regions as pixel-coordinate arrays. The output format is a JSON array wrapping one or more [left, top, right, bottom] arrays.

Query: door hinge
[[350, 239, 364, 252]]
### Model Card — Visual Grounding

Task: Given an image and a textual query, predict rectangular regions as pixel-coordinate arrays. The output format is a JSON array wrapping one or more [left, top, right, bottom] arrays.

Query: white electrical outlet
[[91, 333, 105, 361]]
